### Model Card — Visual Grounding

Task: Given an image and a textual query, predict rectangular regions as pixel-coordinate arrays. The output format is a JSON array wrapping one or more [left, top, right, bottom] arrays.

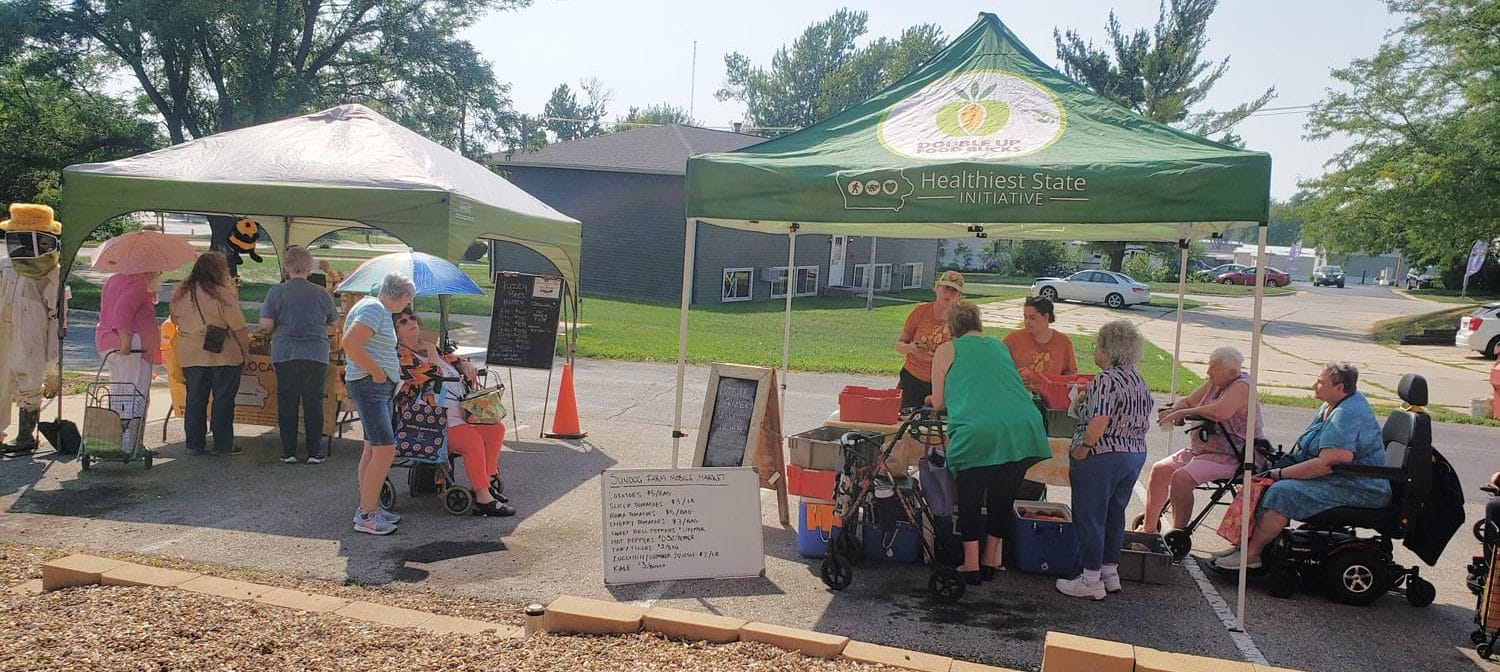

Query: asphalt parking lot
[[1, 357, 1495, 672]]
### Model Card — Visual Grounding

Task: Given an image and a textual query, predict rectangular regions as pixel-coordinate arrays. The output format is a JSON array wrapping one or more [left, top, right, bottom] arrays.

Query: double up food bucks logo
[[878, 70, 1064, 159]]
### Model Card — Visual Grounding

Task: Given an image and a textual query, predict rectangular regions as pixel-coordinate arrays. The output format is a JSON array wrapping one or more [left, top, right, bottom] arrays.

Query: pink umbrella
[[90, 230, 198, 275]]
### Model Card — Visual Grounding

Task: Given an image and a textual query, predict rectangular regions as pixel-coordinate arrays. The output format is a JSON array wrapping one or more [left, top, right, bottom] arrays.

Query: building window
[[722, 268, 752, 302], [903, 262, 924, 289], [768, 266, 820, 298], [852, 263, 893, 291]]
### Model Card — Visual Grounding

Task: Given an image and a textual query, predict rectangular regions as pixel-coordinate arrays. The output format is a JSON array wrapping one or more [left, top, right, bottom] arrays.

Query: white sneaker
[[1102, 572, 1122, 594], [1211, 546, 1240, 559], [1214, 548, 1262, 570], [1056, 575, 1106, 601]]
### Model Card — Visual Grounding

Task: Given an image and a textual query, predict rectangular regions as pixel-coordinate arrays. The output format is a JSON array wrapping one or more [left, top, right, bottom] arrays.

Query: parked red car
[[1215, 266, 1291, 287]]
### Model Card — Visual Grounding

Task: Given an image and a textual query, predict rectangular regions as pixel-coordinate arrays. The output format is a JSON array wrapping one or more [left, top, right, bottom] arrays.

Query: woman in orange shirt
[[895, 270, 965, 409], [1003, 296, 1077, 392]]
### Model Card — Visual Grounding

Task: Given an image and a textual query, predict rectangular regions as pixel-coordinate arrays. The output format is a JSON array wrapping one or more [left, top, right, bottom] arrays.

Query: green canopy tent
[[678, 13, 1272, 633], [60, 104, 581, 288]]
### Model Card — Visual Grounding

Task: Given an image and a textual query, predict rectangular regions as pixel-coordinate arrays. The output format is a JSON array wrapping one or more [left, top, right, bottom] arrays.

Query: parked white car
[[1030, 270, 1152, 309], [1456, 303, 1500, 359]]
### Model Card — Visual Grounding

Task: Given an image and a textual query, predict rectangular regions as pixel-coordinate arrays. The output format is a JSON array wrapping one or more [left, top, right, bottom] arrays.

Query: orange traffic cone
[[545, 362, 586, 439]]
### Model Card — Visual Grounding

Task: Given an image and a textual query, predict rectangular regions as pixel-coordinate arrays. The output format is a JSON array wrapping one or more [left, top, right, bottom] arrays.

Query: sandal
[[473, 500, 516, 517]]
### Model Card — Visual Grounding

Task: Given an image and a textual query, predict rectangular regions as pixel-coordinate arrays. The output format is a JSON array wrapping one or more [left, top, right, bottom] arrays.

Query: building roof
[[494, 124, 766, 176]]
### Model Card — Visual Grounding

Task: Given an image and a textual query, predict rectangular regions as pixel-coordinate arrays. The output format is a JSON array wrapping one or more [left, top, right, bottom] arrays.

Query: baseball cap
[[935, 270, 965, 292]]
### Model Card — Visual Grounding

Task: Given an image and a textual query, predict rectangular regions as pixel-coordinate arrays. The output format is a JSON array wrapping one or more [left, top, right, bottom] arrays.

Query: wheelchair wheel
[[1163, 529, 1192, 560], [443, 486, 474, 515], [1480, 643, 1493, 660], [1404, 576, 1435, 607], [1475, 519, 1494, 544], [1473, 630, 1489, 646], [1266, 568, 1299, 599], [80, 453, 92, 471], [821, 553, 853, 591], [1322, 547, 1387, 606], [929, 567, 966, 604], [379, 478, 395, 510], [142, 450, 153, 470]]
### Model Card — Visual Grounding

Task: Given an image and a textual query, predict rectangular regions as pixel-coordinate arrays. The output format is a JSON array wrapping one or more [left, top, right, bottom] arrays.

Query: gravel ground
[[0, 544, 902, 672]]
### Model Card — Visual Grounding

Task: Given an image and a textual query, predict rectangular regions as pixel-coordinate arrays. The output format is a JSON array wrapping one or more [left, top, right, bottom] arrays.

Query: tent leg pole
[[866, 237, 877, 311], [781, 225, 798, 420], [1237, 224, 1270, 632], [672, 218, 697, 469]]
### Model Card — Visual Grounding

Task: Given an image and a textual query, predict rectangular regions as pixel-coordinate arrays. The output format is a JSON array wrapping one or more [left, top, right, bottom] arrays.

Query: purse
[[192, 291, 230, 354], [458, 385, 506, 424], [1217, 476, 1274, 544]]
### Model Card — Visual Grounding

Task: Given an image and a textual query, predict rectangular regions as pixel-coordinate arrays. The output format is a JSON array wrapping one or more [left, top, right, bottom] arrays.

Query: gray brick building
[[489, 125, 939, 305]]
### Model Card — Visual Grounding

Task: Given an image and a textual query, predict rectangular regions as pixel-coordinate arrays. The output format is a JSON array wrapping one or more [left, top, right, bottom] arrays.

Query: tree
[[53, 0, 530, 152], [1054, 0, 1274, 270], [1011, 240, 1069, 277], [1295, 0, 1499, 267], [0, 0, 158, 205], [716, 9, 944, 133], [542, 78, 612, 142], [615, 104, 696, 132], [1229, 194, 1305, 246]]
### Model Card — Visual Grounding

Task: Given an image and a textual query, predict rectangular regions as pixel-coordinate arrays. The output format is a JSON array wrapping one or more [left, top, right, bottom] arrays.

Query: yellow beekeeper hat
[[0, 203, 63, 236]]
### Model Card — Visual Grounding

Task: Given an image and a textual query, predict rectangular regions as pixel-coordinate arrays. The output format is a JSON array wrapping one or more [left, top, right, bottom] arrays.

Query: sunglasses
[[391, 312, 417, 326]]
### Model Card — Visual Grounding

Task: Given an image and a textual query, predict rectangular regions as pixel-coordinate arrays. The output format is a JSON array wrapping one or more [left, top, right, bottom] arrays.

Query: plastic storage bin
[[1043, 409, 1078, 439], [789, 426, 881, 471], [838, 386, 902, 424], [1011, 501, 1080, 577], [1118, 531, 1173, 584], [1038, 373, 1093, 411], [796, 500, 843, 558], [787, 463, 837, 501], [862, 521, 921, 563]]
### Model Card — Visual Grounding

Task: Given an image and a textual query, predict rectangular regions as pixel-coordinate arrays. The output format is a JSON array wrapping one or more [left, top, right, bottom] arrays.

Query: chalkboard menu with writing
[[486, 272, 564, 369], [702, 377, 758, 467], [601, 467, 764, 585]]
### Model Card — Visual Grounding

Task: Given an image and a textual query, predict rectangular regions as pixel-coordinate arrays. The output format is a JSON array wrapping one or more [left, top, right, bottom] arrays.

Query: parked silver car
[[1030, 270, 1151, 309], [1313, 265, 1345, 288]]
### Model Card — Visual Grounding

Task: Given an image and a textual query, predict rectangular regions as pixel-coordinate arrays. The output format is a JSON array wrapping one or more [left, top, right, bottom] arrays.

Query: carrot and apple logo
[[879, 70, 1064, 159]]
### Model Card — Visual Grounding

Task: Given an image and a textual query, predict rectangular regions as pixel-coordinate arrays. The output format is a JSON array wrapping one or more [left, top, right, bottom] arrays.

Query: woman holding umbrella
[[93, 229, 198, 440]]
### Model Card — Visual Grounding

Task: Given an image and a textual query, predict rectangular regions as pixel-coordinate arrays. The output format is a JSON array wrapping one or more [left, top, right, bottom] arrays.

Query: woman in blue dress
[[1215, 362, 1391, 570]]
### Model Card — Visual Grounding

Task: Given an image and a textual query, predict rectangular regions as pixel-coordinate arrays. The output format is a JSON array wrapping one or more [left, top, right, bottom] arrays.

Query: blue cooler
[[1011, 502, 1080, 577], [861, 521, 921, 563], [796, 500, 842, 558]]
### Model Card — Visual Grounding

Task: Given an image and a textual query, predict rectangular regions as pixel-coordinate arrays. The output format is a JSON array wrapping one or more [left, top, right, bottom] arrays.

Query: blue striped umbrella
[[335, 251, 484, 296]]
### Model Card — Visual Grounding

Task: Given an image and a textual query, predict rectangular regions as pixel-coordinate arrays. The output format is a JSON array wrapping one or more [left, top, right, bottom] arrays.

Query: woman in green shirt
[[930, 300, 1051, 584]]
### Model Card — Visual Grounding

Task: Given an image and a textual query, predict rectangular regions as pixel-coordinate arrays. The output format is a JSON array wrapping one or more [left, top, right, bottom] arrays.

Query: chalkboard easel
[[691, 363, 788, 525], [485, 272, 565, 370]]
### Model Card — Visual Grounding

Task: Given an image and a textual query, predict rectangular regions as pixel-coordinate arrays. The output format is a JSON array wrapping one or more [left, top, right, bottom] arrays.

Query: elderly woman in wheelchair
[[1213, 362, 1391, 573], [1143, 347, 1265, 544]]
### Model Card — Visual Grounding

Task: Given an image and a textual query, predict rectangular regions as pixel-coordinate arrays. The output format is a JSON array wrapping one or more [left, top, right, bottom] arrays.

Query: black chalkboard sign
[[486, 272, 564, 370], [702, 376, 758, 467]]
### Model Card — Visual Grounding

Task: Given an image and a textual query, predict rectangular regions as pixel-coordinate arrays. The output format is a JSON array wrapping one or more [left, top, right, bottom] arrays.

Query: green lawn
[[574, 294, 1201, 393], [1369, 306, 1472, 344], [1401, 288, 1500, 305]]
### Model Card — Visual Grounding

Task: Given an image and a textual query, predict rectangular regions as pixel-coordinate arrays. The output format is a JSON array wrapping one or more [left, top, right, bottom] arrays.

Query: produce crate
[[1043, 409, 1078, 439], [786, 463, 837, 501], [838, 386, 902, 424], [1038, 373, 1093, 411], [1119, 531, 1173, 584]]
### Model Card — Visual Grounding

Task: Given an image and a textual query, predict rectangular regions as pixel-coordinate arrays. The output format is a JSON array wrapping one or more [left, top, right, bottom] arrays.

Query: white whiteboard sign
[[601, 467, 765, 585]]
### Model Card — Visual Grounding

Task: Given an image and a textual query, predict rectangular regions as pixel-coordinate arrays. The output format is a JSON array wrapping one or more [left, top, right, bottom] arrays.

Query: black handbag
[[192, 291, 230, 354]]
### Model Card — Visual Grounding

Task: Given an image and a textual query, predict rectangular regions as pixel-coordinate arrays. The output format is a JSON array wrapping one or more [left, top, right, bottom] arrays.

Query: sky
[[463, 1, 1406, 200]]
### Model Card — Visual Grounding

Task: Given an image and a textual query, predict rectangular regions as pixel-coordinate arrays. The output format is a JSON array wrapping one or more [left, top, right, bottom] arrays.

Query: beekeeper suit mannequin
[[0, 203, 63, 454]]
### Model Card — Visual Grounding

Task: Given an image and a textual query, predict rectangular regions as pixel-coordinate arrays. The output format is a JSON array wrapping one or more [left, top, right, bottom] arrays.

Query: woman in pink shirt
[[95, 272, 162, 423]]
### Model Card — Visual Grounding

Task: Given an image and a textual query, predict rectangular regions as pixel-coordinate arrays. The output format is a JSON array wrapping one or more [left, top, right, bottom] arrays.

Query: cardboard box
[[789, 427, 880, 471]]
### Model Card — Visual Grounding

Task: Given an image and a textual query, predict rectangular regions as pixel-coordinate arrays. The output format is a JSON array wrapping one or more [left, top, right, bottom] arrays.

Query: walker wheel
[[1479, 643, 1493, 660], [379, 478, 395, 510], [80, 453, 92, 471], [444, 487, 474, 515], [1405, 577, 1435, 607], [1163, 529, 1192, 560], [929, 567, 966, 603], [142, 450, 153, 470], [1472, 629, 1488, 646], [821, 554, 853, 591], [489, 475, 505, 497]]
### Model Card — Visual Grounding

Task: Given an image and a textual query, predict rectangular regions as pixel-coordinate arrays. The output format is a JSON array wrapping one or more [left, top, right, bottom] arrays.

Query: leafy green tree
[[0, 0, 158, 205], [1055, 0, 1274, 270], [1229, 194, 1305, 246], [542, 78, 612, 142], [53, 0, 530, 152], [1011, 240, 1069, 277], [1296, 0, 1499, 268], [716, 9, 944, 133], [615, 104, 697, 132]]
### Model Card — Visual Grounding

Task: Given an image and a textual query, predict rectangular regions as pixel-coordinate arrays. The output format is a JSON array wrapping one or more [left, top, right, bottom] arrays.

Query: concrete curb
[[34, 555, 1303, 671]]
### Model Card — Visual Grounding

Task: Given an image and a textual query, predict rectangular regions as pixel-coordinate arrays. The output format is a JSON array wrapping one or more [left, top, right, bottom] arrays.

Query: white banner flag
[[1467, 240, 1489, 278], [1288, 240, 1302, 262]]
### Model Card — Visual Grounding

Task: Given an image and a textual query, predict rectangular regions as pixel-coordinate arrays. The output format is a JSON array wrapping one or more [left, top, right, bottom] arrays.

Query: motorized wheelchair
[[1256, 373, 1440, 607]]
